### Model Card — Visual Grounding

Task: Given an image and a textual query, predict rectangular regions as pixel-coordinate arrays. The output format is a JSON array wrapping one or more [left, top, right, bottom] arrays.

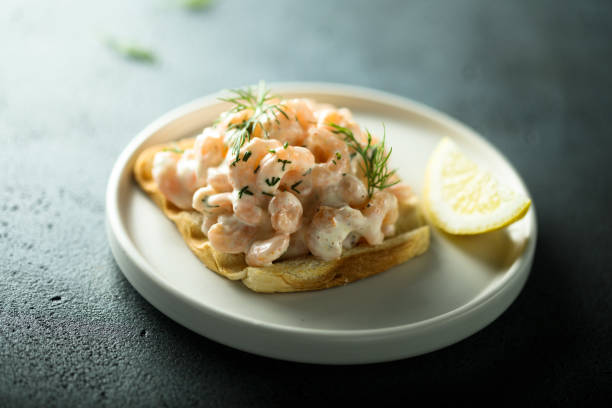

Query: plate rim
[[105, 82, 537, 357]]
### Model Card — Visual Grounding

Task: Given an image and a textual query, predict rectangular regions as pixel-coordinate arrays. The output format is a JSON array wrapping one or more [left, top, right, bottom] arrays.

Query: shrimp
[[201, 214, 219, 237], [207, 215, 257, 254], [192, 186, 233, 215], [228, 138, 282, 188], [319, 174, 368, 208], [255, 146, 315, 196], [153, 150, 200, 209], [303, 127, 350, 189], [387, 183, 418, 207], [206, 165, 232, 193], [306, 206, 366, 261], [315, 107, 364, 141], [316, 107, 352, 128], [245, 233, 290, 266], [233, 193, 265, 226], [215, 109, 252, 134], [284, 98, 316, 129], [361, 191, 398, 244], [228, 138, 282, 225], [261, 107, 306, 146], [194, 127, 227, 180], [268, 192, 303, 234]]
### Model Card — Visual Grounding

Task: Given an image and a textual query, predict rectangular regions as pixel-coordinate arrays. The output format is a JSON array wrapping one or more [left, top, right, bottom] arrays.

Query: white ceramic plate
[[106, 83, 536, 364]]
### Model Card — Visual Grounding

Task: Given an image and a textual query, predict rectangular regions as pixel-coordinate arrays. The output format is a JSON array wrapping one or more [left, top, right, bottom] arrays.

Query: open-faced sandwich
[[134, 82, 430, 293]]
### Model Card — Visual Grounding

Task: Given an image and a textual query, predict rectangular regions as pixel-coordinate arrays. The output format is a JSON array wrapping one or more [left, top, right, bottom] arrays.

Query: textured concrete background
[[1, 0, 611, 406]]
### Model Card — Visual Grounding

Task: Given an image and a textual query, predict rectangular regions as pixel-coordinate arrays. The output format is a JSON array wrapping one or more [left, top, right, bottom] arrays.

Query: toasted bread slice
[[133, 139, 430, 293]]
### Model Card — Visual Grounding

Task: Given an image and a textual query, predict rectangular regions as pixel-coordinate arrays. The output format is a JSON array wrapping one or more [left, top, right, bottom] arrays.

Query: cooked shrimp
[[304, 127, 350, 188], [316, 108, 351, 128], [319, 174, 368, 208], [316, 107, 366, 143], [361, 191, 398, 244], [153, 150, 197, 209], [307, 206, 366, 261], [387, 183, 417, 207], [228, 138, 282, 189], [255, 146, 315, 195], [284, 98, 315, 129], [192, 186, 233, 215], [207, 215, 257, 254], [215, 109, 252, 134], [206, 165, 232, 193], [262, 107, 306, 146], [201, 214, 219, 237], [194, 127, 226, 179], [269, 192, 303, 234], [233, 193, 265, 226], [245, 233, 290, 266]]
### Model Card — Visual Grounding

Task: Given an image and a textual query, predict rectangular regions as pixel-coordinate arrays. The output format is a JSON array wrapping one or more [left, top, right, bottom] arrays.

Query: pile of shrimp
[[152, 99, 415, 266]]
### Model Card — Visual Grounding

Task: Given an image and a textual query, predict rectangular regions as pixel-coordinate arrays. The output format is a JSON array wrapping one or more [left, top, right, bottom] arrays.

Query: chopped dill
[[302, 168, 312, 176], [265, 177, 280, 186], [242, 151, 252, 162], [254, 165, 260, 174], [291, 180, 303, 194], [278, 159, 292, 171], [283, 141, 289, 149], [201, 196, 220, 208], [262, 191, 275, 197], [238, 185, 254, 198]]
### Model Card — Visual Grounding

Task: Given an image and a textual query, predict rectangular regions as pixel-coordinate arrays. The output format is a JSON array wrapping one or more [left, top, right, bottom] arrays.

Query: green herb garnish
[[335, 152, 342, 160], [254, 165, 260, 174], [265, 177, 280, 186], [201, 196, 220, 208], [278, 159, 292, 171], [302, 168, 312, 176], [291, 180, 303, 194], [262, 191, 275, 197], [283, 141, 289, 149], [330, 123, 399, 198], [238, 185, 254, 199], [106, 38, 156, 63], [181, 0, 213, 12], [242, 151, 252, 162], [219, 81, 288, 163]]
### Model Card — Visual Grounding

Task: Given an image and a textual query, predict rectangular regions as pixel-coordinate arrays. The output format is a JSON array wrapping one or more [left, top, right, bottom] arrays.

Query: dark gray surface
[[1, 0, 611, 406]]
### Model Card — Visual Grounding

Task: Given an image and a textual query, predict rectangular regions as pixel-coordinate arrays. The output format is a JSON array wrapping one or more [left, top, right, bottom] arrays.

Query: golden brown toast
[[133, 138, 430, 293]]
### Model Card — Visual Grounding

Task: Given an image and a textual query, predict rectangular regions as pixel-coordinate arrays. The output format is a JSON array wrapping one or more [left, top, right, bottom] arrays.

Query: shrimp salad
[[152, 84, 416, 267]]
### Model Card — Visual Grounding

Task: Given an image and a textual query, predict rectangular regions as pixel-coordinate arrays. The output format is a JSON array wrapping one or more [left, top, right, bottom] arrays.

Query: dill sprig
[[181, 0, 213, 12], [330, 123, 399, 198], [106, 38, 156, 63], [219, 81, 288, 163]]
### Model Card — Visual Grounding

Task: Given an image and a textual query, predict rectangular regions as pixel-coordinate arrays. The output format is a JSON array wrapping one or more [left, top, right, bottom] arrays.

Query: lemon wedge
[[423, 138, 531, 235]]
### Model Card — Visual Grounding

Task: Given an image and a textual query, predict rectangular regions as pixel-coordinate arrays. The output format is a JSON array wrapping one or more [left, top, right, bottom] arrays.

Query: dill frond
[[218, 81, 288, 163], [330, 123, 399, 198]]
